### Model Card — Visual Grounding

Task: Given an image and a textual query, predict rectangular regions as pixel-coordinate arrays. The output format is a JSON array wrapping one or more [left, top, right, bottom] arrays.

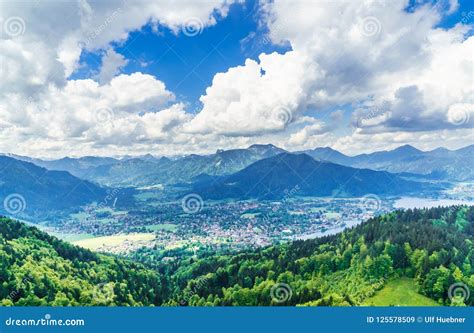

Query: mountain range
[[6, 144, 472, 187], [6, 144, 285, 187], [302, 144, 474, 181], [0, 143, 469, 215], [193, 153, 428, 200], [0, 156, 106, 216]]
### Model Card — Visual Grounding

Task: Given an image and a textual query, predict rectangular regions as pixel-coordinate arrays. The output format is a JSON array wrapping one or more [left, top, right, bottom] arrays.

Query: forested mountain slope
[[0, 217, 165, 306], [1, 206, 472, 306], [145, 206, 473, 306]]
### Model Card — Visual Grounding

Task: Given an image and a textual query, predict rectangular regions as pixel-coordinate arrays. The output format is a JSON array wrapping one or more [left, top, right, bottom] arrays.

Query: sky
[[0, 0, 473, 158]]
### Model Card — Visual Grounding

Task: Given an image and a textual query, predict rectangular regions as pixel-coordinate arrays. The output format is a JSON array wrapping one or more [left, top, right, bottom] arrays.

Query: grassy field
[[52, 232, 96, 242], [362, 277, 440, 306], [145, 223, 178, 232], [73, 233, 155, 251]]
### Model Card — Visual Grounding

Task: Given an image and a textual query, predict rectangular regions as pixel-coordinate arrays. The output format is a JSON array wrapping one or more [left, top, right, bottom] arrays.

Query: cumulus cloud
[[185, 50, 319, 136], [97, 48, 129, 84], [289, 111, 343, 146], [0, 0, 472, 157], [333, 127, 474, 156], [185, 0, 472, 152], [0, 72, 185, 156], [0, 0, 238, 94], [0, 0, 239, 157]]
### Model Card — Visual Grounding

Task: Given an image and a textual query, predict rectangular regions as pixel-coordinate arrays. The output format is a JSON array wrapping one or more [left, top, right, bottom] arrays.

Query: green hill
[[140, 205, 474, 306], [0, 217, 165, 306], [362, 277, 440, 306], [1, 205, 473, 306]]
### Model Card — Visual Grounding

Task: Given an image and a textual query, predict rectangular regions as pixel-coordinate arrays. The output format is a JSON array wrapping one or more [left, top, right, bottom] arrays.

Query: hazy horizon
[[2, 142, 473, 161]]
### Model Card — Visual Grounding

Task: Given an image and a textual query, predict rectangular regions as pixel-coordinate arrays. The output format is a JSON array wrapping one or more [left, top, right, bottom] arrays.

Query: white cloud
[[185, 50, 319, 136], [0, 0, 238, 94], [333, 127, 474, 156], [447, 0, 460, 14], [0, 0, 472, 158], [0, 0, 241, 157], [97, 48, 129, 84], [186, 0, 473, 151], [0, 72, 185, 156], [288, 111, 343, 146]]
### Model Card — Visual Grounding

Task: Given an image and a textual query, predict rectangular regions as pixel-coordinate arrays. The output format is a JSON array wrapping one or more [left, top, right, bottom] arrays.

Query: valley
[[32, 187, 473, 257], [39, 196, 393, 255], [0, 144, 472, 307], [2, 144, 472, 258]]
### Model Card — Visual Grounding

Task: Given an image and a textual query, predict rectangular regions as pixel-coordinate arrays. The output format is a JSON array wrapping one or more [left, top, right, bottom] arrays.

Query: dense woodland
[[151, 205, 474, 306], [0, 217, 166, 305], [0, 205, 473, 306]]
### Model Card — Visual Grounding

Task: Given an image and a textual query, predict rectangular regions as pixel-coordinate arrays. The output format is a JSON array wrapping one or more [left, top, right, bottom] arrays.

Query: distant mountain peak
[[313, 146, 338, 151], [248, 143, 278, 150], [392, 144, 421, 154], [193, 151, 425, 200]]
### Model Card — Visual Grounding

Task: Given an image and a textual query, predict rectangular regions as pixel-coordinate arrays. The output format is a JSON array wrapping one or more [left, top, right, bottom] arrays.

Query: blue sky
[[68, 0, 473, 142], [1, 0, 472, 158], [72, 0, 472, 110], [73, 0, 290, 107]]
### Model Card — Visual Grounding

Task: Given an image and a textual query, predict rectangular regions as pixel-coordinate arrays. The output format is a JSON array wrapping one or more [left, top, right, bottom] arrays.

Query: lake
[[394, 197, 474, 209]]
